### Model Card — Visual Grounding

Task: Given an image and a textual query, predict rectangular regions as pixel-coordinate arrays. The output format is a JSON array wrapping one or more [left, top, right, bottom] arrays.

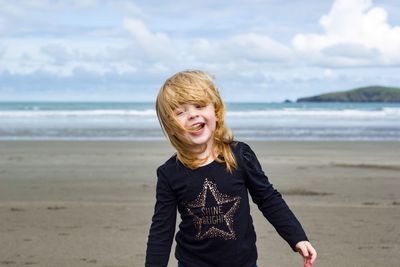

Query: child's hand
[[295, 241, 317, 267]]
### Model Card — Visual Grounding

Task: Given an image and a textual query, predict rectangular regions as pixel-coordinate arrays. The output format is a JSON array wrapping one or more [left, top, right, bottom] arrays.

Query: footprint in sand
[[358, 245, 373, 249], [80, 258, 97, 264], [47, 206, 67, 210], [10, 207, 25, 212], [362, 202, 380, 206], [58, 233, 69, 236], [0, 261, 16, 265], [7, 156, 23, 161]]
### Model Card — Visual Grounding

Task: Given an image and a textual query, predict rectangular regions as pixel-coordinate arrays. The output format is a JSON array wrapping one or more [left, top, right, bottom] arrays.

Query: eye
[[174, 109, 184, 116], [195, 104, 205, 109]]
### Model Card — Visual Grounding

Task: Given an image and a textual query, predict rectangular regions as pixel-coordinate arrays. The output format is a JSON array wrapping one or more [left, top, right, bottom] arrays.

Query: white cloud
[[122, 17, 175, 60], [292, 0, 400, 66], [40, 44, 73, 66], [0, 0, 103, 36], [123, 18, 170, 46], [0, 0, 98, 15], [64, 0, 99, 9], [323, 68, 336, 79], [322, 43, 379, 59], [183, 33, 292, 66], [0, 44, 6, 59], [229, 33, 292, 62], [112, 1, 143, 16], [1, 0, 400, 102]]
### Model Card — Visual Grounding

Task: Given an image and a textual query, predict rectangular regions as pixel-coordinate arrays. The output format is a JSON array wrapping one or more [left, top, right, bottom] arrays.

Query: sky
[[0, 0, 400, 102]]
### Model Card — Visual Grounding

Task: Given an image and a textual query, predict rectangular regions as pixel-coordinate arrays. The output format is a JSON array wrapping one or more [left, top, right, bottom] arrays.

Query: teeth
[[190, 123, 204, 131]]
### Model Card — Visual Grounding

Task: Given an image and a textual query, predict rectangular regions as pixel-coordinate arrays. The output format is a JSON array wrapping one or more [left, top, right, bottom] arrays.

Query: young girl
[[145, 70, 317, 267]]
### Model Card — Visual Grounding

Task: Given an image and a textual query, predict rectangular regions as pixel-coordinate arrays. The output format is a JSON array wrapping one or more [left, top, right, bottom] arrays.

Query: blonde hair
[[156, 70, 237, 173]]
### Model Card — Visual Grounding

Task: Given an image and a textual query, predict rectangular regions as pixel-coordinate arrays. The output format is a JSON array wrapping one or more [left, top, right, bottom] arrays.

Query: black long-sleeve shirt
[[145, 141, 308, 267]]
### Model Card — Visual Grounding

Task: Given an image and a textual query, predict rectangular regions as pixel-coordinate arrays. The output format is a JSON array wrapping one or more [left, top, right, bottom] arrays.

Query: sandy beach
[[0, 140, 399, 267]]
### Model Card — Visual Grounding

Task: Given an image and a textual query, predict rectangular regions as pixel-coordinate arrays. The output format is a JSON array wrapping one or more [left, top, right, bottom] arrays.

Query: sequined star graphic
[[184, 178, 241, 240]]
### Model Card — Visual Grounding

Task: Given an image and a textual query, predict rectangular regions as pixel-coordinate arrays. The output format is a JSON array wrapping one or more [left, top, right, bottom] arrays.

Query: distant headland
[[296, 86, 400, 103]]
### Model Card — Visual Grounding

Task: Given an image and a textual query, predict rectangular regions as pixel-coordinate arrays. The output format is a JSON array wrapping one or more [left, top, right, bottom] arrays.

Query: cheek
[[176, 116, 186, 127], [172, 118, 188, 135], [209, 117, 217, 131]]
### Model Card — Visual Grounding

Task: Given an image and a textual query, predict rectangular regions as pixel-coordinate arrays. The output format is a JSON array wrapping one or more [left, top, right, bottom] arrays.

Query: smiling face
[[174, 102, 217, 147], [155, 70, 231, 167]]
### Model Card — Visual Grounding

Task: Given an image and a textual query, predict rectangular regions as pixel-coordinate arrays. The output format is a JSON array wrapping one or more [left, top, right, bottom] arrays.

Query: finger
[[310, 250, 317, 263], [299, 245, 309, 258], [304, 257, 312, 267], [308, 245, 317, 263]]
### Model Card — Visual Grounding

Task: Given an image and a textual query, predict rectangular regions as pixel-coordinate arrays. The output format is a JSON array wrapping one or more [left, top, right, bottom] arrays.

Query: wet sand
[[0, 141, 399, 267]]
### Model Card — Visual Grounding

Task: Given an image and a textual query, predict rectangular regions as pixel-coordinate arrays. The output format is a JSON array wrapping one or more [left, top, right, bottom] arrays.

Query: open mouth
[[190, 122, 205, 131]]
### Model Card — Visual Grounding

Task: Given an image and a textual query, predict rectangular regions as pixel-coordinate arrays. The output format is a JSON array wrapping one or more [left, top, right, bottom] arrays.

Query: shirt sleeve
[[240, 142, 308, 252], [145, 166, 177, 267]]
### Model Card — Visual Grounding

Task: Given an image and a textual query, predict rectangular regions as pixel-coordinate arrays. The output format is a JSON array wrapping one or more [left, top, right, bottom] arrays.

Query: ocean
[[0, 102, 399, 141]]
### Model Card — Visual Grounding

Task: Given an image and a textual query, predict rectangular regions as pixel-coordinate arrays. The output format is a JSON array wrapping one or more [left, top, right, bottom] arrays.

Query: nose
[[187, 106, 199, 120]]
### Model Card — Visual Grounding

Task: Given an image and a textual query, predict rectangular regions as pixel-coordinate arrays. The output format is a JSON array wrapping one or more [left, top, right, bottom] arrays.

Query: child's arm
[[240, 142, 312, 251], [145, 166, 177, 267]]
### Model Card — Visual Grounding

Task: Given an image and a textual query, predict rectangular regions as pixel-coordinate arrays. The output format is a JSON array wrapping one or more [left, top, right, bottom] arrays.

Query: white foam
[[227, 108, 400, 119], [1, 108, 400, 118], [0, 109, 156, 118]]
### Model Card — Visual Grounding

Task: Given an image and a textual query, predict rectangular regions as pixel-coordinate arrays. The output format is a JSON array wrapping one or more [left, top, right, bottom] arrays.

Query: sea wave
[[0, 107, 399, 119], [0, 109, 156, 117]]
